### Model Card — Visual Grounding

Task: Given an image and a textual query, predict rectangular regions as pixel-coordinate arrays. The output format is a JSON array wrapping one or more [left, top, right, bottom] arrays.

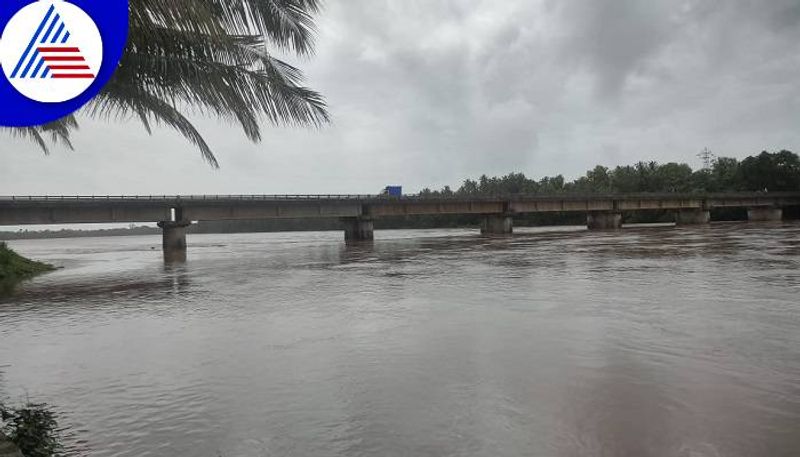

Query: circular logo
[[0, 0, 103, 104]]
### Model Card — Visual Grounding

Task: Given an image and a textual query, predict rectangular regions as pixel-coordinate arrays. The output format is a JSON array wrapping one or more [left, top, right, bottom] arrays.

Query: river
[[1, 223, 799, 456]]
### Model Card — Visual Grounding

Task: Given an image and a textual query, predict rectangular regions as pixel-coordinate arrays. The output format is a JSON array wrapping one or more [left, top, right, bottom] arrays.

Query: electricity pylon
[[697, 148, 715, 169]]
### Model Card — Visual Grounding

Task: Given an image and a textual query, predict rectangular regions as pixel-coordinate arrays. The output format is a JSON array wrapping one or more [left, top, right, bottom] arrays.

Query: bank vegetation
[[0, 243, 54, 294]]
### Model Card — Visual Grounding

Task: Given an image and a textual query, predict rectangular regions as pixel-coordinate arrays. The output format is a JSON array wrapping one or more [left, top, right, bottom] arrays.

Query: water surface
[[1, 224, 799, 457]]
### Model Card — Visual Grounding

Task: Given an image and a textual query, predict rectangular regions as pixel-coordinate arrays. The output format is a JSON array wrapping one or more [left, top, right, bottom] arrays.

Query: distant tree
[[418, 187, 436, 197], [737, 150, 800, 191], [586, 165, 612, 193], [610, 165, 640, 193], [478, 175, 490, 192], [635, 161, 660, 191], [458, 179, 480, 195], [419, 149, 798, 198], [710, 157, 740, 191], [689, 168, 713, 193], [539, 175, 565, 194], [655, 163, 694, 192]]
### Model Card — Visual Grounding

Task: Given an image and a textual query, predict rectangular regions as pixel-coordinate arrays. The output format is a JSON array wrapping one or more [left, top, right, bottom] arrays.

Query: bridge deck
[[0, 193, 798, 225]]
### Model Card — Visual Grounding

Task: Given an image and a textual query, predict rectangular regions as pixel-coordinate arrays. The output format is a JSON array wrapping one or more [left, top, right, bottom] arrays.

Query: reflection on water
[[1, 223, 800, 457]]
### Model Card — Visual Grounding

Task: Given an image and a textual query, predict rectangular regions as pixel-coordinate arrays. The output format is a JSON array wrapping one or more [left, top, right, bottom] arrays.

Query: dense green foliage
[[0, 243, 54, 294], [13, 0, 329, 166], [0, 403, 62, 457], [420, 150, 800, 197]]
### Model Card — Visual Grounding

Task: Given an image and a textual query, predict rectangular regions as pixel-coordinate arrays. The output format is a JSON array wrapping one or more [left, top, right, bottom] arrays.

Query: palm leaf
[[91, 79, 219, 167], [6, 0, 328, 166], [3, 116, 77, 154]]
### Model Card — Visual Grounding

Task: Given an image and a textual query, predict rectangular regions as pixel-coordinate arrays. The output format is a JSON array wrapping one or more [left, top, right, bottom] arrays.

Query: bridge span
[[2, 193, 799, 260]]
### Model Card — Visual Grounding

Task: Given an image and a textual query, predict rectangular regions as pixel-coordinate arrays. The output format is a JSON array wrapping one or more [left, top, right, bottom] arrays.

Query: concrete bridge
[[1, 193, 798, 260]]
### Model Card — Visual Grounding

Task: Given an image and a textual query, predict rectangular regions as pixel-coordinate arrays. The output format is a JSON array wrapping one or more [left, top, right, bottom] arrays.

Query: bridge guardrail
[[0, 192, 799, 203], [0, 194, 383, 201]]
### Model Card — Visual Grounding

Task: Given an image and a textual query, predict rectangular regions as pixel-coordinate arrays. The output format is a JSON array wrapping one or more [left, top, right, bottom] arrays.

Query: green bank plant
[[0, 242, 54, 294], [0, 402, 63, 457]]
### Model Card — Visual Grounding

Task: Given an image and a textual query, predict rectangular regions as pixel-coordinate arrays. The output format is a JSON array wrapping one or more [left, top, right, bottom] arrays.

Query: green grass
[[0, 242, 54, 294]]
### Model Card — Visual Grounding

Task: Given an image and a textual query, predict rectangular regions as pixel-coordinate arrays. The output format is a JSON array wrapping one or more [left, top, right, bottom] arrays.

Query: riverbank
[[0, 242, 55, 294]]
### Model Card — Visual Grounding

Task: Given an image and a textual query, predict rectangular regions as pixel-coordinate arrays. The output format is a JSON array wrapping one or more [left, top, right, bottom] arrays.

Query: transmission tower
[[697, 148, 715, 169]]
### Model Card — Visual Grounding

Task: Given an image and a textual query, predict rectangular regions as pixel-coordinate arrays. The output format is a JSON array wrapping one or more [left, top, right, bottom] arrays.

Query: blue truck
[[382, 186, 402, 197]]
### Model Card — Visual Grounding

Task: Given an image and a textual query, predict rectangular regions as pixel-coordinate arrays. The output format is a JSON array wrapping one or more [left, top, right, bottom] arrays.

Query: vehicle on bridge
[[381, 186, 403, 197]]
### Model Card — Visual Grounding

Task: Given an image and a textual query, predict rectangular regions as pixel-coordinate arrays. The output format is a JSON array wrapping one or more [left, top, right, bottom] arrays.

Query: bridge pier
[[157, 220, 191, 261], [343, 217, 374, 242], [481, 214, 513, 235], [748, 207, 783, 222], [675, 209, 710, 225], [587, 212, 622, 230]]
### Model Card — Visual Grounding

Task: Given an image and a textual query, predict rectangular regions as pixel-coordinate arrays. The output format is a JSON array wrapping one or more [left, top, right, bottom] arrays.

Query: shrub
[[0, 243, 54, 294], [0, 403, 63, 457]]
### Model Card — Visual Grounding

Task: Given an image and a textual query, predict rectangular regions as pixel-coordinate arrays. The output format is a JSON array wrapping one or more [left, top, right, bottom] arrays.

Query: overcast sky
[[2, 0, 800, 195]]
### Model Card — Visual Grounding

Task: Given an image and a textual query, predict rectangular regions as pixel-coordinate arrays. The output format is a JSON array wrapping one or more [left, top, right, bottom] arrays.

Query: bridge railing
[[0, 194, 383, 201], [1, 192, 798, 203]]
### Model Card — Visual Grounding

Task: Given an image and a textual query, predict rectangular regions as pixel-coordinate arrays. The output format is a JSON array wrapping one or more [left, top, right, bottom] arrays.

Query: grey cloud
[[2, 0, 799, 196], [555, 0, 675, 97]]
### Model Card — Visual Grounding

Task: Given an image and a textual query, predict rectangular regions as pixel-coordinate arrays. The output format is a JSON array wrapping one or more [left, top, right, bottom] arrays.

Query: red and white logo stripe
[[37, 45, 94, 79]]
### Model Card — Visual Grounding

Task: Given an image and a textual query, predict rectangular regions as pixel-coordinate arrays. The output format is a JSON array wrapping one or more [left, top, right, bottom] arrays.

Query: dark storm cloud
[[3, 0, 800, 195], [555, 0, 674, 96]]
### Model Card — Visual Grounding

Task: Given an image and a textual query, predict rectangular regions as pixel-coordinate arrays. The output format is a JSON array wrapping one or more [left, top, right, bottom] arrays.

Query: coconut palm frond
[[131, 0, 226, 35], [233, 0, 322, 55], [41, 115, 78, 150], [8, 127, 49, 154], [4, 116, 77, 154], [7, 0, 328, 165], [127, 25, 328, 123], [91, 81, 219, 167]]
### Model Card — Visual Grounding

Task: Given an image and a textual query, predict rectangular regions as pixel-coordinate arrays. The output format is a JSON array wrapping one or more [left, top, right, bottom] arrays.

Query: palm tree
[[11, 0, 329, 167]]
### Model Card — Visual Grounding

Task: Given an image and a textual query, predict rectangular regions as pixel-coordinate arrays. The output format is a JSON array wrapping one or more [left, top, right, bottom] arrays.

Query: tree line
[[419, 150, 800, 197]]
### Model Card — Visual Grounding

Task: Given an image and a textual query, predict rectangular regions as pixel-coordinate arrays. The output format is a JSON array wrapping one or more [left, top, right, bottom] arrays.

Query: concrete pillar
[[157, 220, 191, 262], [587, 212, 622, 230], [675, 209, 711, 225], [343, 217, 374, 242], [481, 214, 513, 235], [747, 207, 783, 222]]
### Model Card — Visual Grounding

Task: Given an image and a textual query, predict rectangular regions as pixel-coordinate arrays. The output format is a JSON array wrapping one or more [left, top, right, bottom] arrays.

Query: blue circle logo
[[0, 0, 127, 126]]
